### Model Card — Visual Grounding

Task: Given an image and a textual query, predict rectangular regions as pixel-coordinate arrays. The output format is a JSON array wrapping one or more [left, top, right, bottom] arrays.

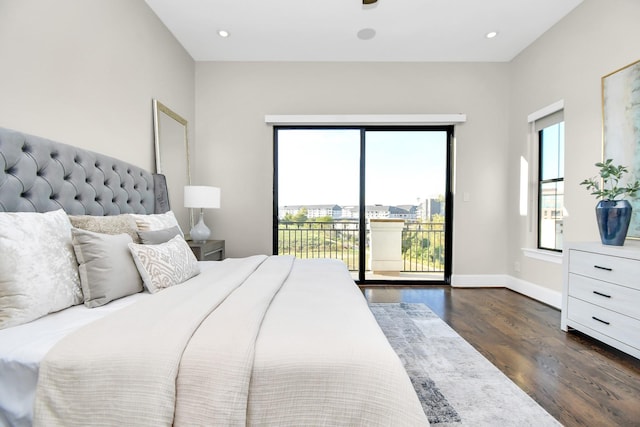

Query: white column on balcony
[[368, 219, 405, 273]]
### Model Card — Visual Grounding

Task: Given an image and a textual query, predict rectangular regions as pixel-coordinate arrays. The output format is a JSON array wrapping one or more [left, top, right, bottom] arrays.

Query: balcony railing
[[278, 221, 360, 270], [277, 220, 445, 273]]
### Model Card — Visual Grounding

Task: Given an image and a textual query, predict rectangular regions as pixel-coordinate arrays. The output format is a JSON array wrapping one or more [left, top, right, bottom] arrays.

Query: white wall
[[0, 0, 195, 173], [195, 61, 511, 265], [507, 0, 640, 293]]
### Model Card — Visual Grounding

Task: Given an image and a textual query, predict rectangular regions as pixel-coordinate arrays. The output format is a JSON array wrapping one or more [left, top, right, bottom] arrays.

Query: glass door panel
[[364, 130, 448, 282], [276, 129, 361, 277]]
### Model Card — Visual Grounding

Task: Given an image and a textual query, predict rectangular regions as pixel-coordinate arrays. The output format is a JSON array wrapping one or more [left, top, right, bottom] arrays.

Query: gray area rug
[[370, 303, 561, 427]]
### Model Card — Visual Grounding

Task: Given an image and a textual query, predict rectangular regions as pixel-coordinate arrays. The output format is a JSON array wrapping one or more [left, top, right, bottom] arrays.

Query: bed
[[0, 127, 428, 426]]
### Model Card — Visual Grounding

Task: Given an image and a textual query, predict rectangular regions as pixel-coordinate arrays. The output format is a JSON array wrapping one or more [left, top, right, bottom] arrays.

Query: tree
[[432, 213, 445, 223], [282, 213, 295, 223], [315, 216, 334, 223], [293, 207, 308, 223]]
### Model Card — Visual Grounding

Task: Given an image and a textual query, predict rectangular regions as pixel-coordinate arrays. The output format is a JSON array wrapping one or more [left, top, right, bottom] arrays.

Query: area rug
[[370, 303, 561, 426]]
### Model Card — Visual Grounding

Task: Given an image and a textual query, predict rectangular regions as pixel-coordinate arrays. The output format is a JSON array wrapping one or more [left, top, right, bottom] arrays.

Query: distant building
[[279, 204, 342, 219], [418, 198, 445, 221], [279, 200, 445, 221], [396, 205, 418, 220], [341, 206, 358, 219], [365, 205, 413, 220]]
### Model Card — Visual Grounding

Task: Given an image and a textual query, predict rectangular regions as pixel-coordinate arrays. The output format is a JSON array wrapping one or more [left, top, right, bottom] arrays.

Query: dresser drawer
[[568, 274, 640, 320], [569, 249, 640, 290], [567, 297, 640, 350]]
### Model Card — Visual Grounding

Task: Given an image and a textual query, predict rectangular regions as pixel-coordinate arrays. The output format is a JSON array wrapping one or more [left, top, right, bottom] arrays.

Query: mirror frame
[[152, 99, 192, 230]]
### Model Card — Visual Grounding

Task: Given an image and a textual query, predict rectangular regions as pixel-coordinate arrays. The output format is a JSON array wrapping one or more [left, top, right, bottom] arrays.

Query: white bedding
[[0, 262, 215, 427], [0, 292, 150, 427], [1, 258, 428, 427]]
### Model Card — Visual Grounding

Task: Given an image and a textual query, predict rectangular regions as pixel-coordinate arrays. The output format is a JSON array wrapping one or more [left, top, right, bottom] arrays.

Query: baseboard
[[506, 276, 562, 309], [451, 274, 562, 309], [450, 274, 508, 287]]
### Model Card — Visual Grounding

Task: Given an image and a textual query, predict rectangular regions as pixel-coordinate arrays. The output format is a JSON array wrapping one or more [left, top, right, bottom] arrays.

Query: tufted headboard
[[0, 127, 170, 215]]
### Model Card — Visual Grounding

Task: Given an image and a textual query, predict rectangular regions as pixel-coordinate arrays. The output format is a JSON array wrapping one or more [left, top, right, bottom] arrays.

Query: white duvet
[[3, 257, 428, 426], [0, 291, 152, 427]]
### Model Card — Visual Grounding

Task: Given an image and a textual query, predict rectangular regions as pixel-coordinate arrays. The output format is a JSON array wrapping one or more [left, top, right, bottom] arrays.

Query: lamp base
[[190, 210, 211, 242]]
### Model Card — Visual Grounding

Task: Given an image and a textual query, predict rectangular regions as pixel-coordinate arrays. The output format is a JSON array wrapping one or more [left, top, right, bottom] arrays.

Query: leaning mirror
[[152, 99, 191, 233]]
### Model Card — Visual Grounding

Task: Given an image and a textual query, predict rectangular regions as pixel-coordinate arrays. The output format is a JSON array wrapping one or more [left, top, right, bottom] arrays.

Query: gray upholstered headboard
[[0, 127, 170, 215]]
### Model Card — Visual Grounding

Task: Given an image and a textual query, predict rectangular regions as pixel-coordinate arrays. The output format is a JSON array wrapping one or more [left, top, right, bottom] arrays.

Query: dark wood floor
[[362, 286, 640, 427]]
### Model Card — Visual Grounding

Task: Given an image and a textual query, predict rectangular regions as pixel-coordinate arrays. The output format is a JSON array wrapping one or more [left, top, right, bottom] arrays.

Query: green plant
[[580, 159, 640, 200]]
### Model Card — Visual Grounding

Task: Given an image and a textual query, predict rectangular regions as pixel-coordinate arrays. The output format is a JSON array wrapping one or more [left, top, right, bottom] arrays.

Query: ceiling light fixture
[[217, 29, 230, 38], [485, 31, 498, 39], [362, 0, 378, 9]]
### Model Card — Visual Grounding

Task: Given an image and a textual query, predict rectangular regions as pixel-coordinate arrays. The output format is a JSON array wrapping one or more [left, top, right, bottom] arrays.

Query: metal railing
[[401, 222, 445, 272], [277, 220, 445, 272], [278, 221, 361, 270]]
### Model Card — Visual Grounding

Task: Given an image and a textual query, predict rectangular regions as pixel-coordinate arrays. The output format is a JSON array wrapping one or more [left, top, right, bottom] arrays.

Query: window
[[538, 120, 564, 251]]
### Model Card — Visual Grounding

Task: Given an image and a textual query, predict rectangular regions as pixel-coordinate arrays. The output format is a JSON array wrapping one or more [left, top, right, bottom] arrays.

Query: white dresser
[[562, 242, 640, 359]]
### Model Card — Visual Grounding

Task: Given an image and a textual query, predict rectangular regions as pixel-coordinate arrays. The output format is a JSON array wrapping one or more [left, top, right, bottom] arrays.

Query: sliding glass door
[[274, 126, 453, 284]]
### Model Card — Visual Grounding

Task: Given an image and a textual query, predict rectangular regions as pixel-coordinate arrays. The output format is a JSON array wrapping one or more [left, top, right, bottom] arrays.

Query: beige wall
[[507, 0, 640, 292], [195, 62, 511, 263], [0, 0, 195, 173]]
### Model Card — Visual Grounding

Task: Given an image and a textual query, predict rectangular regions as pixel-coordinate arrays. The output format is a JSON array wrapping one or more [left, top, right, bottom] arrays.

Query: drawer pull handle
[[592, 291, 611, 298], [593, 265, 612, 272], [592, 316, 610, 325]]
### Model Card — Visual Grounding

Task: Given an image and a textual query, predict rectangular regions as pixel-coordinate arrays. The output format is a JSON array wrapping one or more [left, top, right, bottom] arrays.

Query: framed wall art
[[602, 59, 640, 238]]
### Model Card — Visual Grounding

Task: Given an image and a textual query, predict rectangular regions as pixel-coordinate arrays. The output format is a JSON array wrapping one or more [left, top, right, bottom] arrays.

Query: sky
[[277, 129, 447, 207]]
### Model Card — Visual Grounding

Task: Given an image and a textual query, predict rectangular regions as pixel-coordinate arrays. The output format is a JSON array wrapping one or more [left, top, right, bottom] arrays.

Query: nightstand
[[187, 239, 225, 261]]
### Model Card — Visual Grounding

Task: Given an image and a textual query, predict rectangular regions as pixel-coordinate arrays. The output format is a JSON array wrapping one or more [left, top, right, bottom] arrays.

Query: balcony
[[277, 220, 445, 279]]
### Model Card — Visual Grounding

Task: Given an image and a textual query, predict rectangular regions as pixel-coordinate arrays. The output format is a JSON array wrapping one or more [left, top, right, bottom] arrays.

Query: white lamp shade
[[184, 186, 221, 209]]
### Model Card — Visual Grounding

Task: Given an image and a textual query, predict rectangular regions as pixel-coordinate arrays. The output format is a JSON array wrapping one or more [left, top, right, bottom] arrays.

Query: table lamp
[[184, 185, 221, 242]]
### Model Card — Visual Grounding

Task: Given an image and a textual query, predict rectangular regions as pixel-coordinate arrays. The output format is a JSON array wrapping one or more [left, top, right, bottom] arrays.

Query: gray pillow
[[137, 226, 182, 245], [71, 228, 143, 308]]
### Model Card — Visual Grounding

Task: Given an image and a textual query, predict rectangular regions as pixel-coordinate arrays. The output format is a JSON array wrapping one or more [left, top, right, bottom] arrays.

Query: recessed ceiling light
[[357, 28, 376, 40], [485, 31, 498, 39], [217, 30, 230, 38]]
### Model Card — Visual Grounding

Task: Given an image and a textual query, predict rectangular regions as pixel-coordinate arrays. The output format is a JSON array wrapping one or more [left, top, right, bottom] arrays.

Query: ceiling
[[145, 0, 584, 62]]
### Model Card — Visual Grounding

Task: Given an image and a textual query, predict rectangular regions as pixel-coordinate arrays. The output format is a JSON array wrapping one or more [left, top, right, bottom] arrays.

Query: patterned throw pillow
[[0, 209, 82, 329], [128, 235, 199, 294]]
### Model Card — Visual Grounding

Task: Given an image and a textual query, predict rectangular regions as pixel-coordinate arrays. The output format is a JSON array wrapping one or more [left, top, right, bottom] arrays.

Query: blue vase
[[595, 199, 632, 246]]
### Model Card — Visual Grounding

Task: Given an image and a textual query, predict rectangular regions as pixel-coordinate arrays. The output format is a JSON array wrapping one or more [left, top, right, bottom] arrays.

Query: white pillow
[[128, 235, 199, 294], [0, 209, 82, 329], [130, 211, 183, 237]]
